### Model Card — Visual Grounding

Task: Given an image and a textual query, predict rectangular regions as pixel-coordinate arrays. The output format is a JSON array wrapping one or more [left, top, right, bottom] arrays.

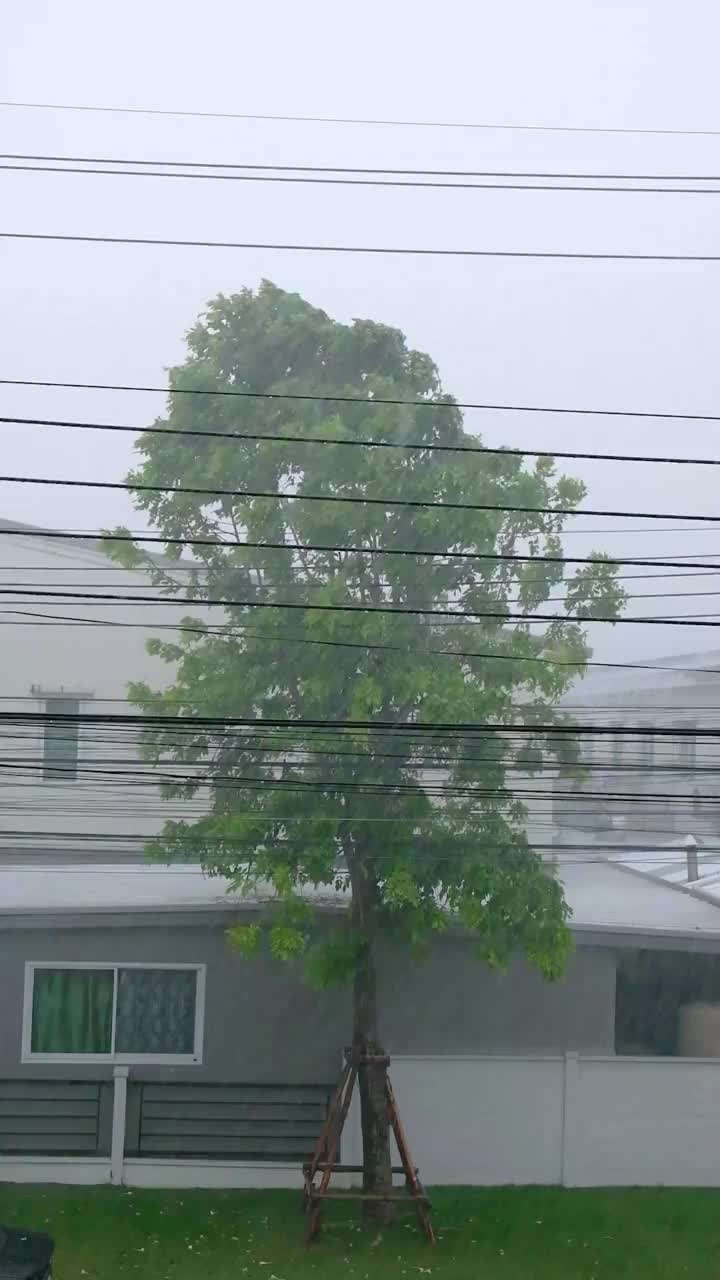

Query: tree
[[109, 281, 624, 1209]]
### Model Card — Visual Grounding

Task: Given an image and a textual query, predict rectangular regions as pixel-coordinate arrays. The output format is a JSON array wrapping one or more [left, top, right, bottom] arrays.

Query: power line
[[13, 154, 720, 182], [3, 99, 720, 138], [0, 714, 713, 758], [0, 857, 713, 871], [8, 157, 720, 195], [0, 584, 705, 627], [0, 733, 715, 770], [5, 411, 720, 467], [0, 756, 717, 808], [8, 379, 720, 428], [9, 516, 719, 538], [7, 526, 720, 578], [0, 710, 715, 734], [2, 563, 716, 584], [0, 579, 715, 606], [0, 828, 715, 866], [0, 714, 711, 745], [2, 748, 720, 780], [0, 855, 713, 869], [6, 230, 720, 262], [2, 572, 720, 607], [6, 578, 720, 629], [6, 606, 720, 683], [6, 469, 720, 524]]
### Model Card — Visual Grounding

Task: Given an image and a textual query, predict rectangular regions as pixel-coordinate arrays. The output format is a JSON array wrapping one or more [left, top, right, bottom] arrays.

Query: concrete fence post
[[111, 1066, 129, 1186], [561, 1052, 581, 1187]]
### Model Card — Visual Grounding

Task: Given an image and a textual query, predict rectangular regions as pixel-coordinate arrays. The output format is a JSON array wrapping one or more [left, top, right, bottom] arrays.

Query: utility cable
[[2, 563, 717, 584], [9, 157, 720, 195], [0, 828, 717, 861], [0, 710, 716, 735], [6, 526, 720, 578], [6, 468, 720, 524], [0, 579, 715, 606], [3, 99, 720, 138], [0, 583, 715, 627], [6, 230, 720, 262], [5, 606, 720, 683], [13, 154, 720, 181], [6, 411, 720, 467], [8, 378, 720, 428]]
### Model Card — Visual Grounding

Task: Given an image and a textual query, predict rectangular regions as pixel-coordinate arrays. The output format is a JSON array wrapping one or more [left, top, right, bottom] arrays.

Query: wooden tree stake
[[302, 1049, 435, 1245]]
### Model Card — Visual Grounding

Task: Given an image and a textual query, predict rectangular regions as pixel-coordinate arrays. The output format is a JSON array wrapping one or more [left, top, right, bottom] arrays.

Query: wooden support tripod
[[302, 1049, 435, 1244]]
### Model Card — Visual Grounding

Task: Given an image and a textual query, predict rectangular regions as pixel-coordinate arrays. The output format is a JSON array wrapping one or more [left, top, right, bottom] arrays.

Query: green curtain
[[31, 968, 114, 1054]]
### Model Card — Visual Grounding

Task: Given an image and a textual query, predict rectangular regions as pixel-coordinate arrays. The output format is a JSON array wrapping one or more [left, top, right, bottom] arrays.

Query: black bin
[[0, 1227, 54, 1280]]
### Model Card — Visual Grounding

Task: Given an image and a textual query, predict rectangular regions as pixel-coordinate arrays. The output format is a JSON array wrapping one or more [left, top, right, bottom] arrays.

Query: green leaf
[[227, 923, 262, 957], [112, 281, 625, 1023]]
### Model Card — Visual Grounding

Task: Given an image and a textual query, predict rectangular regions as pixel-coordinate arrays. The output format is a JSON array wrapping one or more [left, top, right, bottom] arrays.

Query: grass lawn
[[2, 1184, 720, 1279]]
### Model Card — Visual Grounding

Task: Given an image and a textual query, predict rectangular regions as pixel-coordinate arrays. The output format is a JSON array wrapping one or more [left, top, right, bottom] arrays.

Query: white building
[[0, 518, 214, 859], [552, 649, 720, 847]]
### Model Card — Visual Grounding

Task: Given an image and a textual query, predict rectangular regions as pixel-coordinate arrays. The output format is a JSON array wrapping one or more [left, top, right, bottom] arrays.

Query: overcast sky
[[2, 0, 720, 662]]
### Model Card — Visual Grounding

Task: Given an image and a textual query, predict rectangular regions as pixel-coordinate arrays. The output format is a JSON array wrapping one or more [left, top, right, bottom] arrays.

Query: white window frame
[[30, 687, 95, 786], [21, 961, 206, 1066]]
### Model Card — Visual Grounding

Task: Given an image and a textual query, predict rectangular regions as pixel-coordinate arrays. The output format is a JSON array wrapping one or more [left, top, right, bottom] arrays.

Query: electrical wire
[[0, 716, 712, 750], [2, 563, 717, 584], [2, 578, 720, 606], [0, 756, 698, 802], [5, 526, 720, 579], [7, 230, 720, 262], [0, 718, 714, 761], [6, 411, 720, 467], [5, 601, 720, 687], [0, 716, 708, 748], [13, 154, 720, 182], [3, 99, 720, 138], [3, 584, 720, 627], [0, 764, 717, 811], [0, 827, 715, 863], [0, 745, 719, 797], [0, 733, 716, 770], [8, 518, 720, 539], [0, 710, 715, 735], [7, 468, 720, 524], [8, 378, 720, 428], [9, 157, 720, 195]]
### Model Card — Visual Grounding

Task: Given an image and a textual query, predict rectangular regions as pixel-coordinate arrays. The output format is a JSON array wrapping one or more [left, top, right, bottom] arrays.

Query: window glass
[[30, 968, 113, 1054], [115, 967, 196, 1055], [43, 698, 80, 780], [639, 726, 654, 766], [27, 965, 201, 1059], [678, 726, 696, 769]]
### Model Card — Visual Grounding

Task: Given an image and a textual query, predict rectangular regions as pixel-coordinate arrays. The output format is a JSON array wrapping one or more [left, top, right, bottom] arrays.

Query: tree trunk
[[352, 875, 393, 1221]]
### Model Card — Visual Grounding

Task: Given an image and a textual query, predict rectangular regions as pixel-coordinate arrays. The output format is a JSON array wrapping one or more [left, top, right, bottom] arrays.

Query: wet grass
[[2, 1184, 719, 1279]]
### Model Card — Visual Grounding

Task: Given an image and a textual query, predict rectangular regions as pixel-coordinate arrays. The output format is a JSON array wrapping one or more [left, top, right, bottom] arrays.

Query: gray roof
[[2, 859, 720, 943], [563, 647, 720, 702], [0, 517, 193, 570]]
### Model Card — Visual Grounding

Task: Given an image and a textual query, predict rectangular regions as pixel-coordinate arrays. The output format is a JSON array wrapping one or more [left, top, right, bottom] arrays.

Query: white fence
[[5, 1054, 720, 1187], [345, 1054, 720, 1188]]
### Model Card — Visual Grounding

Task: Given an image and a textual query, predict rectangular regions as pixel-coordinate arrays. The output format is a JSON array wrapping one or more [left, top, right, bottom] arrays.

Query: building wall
[[0, 531, 216, 855], [553, 663, 720, 841], [0, 921, 617, 1082]]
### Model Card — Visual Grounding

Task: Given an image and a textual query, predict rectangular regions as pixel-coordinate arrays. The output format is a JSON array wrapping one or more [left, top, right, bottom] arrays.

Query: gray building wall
[[0, 921, 617, 1082]]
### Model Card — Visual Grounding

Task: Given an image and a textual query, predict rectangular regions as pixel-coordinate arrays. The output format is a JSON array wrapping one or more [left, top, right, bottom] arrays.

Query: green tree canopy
[[109, 281, 624, 1198]]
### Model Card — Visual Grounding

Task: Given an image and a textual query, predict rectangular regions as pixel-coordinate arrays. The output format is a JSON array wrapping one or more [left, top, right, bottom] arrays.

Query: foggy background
[[2, 0, 720, 662]]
